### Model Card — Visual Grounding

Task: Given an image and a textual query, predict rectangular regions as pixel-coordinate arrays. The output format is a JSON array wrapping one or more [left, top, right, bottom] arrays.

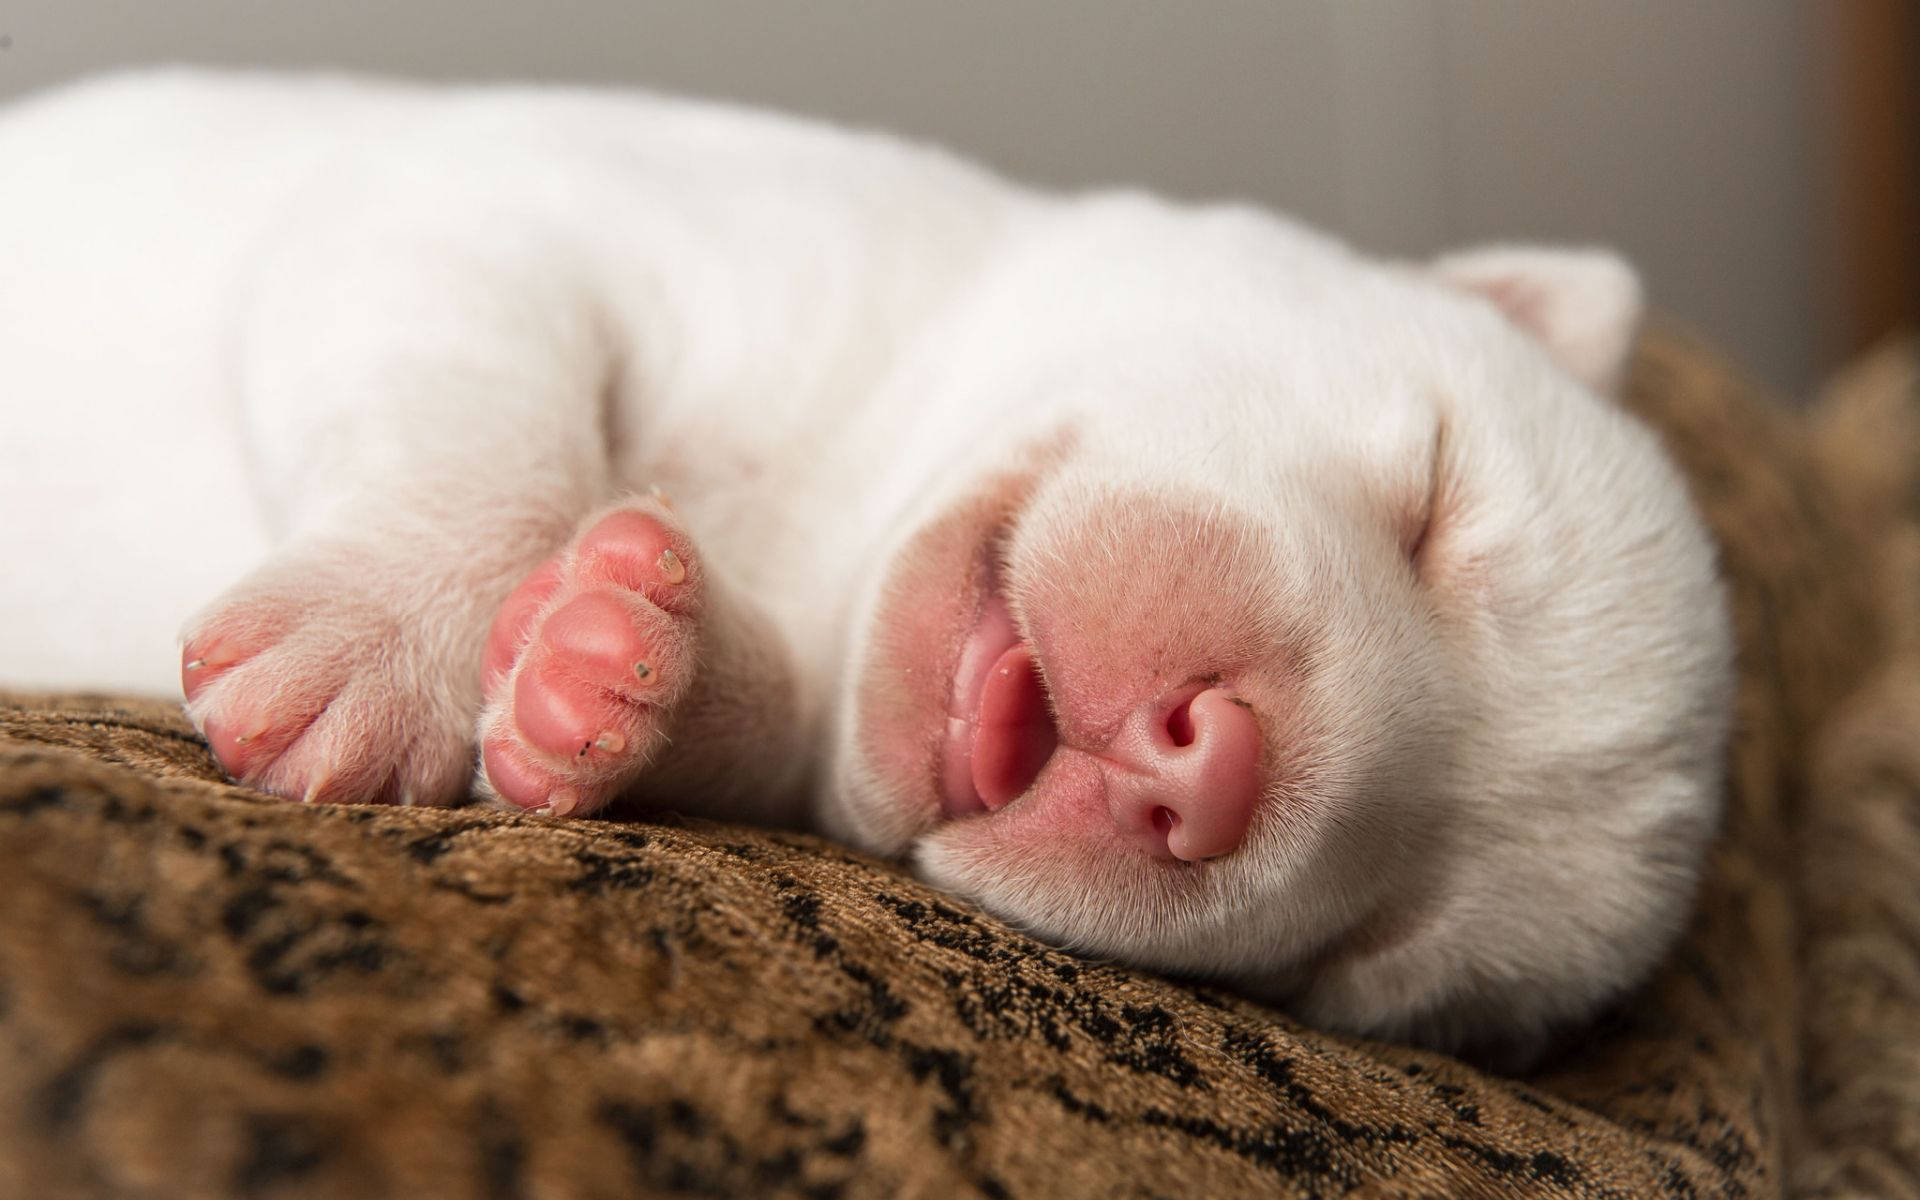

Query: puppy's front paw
[[181, 554, 481, 806], [477, 498, 703, 817]]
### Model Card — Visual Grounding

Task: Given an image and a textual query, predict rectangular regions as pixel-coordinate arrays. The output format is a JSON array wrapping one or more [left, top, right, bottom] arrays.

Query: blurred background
[[0, 0, 1913, 398]]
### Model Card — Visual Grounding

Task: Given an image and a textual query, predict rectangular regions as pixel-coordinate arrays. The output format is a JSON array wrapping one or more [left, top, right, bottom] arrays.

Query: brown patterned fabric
[[1, 329, 1915, 1199], [1792, 340, 1920, 1200]]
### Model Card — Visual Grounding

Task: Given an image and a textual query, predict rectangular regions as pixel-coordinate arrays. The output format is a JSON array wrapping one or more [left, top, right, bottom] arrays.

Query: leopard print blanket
[[2, 330, 1915, 1199]]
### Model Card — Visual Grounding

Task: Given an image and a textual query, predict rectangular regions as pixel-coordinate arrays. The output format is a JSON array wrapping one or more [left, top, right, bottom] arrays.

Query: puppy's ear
[[1432, 245, 1643, 395]]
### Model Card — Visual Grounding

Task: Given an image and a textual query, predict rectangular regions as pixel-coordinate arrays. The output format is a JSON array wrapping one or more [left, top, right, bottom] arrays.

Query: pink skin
[[938, 586, 1263, 861], [183, 619, 308, 784], [856, 473, 1284, 866], [185, 462, 1264, 862], [180, 566, 482, 807], [478, 500, 702, 817]]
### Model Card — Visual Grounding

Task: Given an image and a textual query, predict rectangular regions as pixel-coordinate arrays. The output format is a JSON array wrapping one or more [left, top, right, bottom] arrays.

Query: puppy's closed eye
[[1403, 419, 1448, 578]]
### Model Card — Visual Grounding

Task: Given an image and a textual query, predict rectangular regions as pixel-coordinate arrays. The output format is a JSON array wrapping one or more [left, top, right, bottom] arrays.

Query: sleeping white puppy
[[0, 71, 1732, 1064]]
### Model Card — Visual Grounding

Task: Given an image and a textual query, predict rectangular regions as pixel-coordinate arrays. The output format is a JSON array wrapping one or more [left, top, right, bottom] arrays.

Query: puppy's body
[[0, 72, 1733, 1061]]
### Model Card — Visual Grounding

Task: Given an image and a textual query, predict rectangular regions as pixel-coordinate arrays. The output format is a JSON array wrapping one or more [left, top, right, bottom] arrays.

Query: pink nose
[[1106, 687, 1263, 861]]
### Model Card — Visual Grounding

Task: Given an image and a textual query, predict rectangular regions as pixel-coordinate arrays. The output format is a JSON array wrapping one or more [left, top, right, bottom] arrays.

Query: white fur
[[0, 71, 1732, 1061]]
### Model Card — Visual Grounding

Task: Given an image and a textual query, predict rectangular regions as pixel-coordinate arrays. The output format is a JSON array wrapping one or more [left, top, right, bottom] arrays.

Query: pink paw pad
[[479, 500, 700, 816]]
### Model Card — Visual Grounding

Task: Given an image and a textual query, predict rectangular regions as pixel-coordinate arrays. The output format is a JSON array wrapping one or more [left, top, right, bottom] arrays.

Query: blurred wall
[[0, 0, 1822, 393]]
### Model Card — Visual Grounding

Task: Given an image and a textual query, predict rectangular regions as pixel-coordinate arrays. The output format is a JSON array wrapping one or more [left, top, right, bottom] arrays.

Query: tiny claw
[[549, 788, 580, 818], [184, 641, 239, 670], [634, 661, 654, 683], [594, 730, 626, 755], [657, 548, 687, 585], [230, 718, 272, 749]]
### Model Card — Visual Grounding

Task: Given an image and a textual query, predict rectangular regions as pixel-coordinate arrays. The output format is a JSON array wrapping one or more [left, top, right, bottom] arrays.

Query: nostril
[[1165, 701, 1195, 747], [1110, 686, 1264, 862]]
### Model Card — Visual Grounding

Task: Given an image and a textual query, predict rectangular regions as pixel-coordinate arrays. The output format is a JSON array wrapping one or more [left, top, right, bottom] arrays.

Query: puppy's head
[[824, 204, 1731, 1062]]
